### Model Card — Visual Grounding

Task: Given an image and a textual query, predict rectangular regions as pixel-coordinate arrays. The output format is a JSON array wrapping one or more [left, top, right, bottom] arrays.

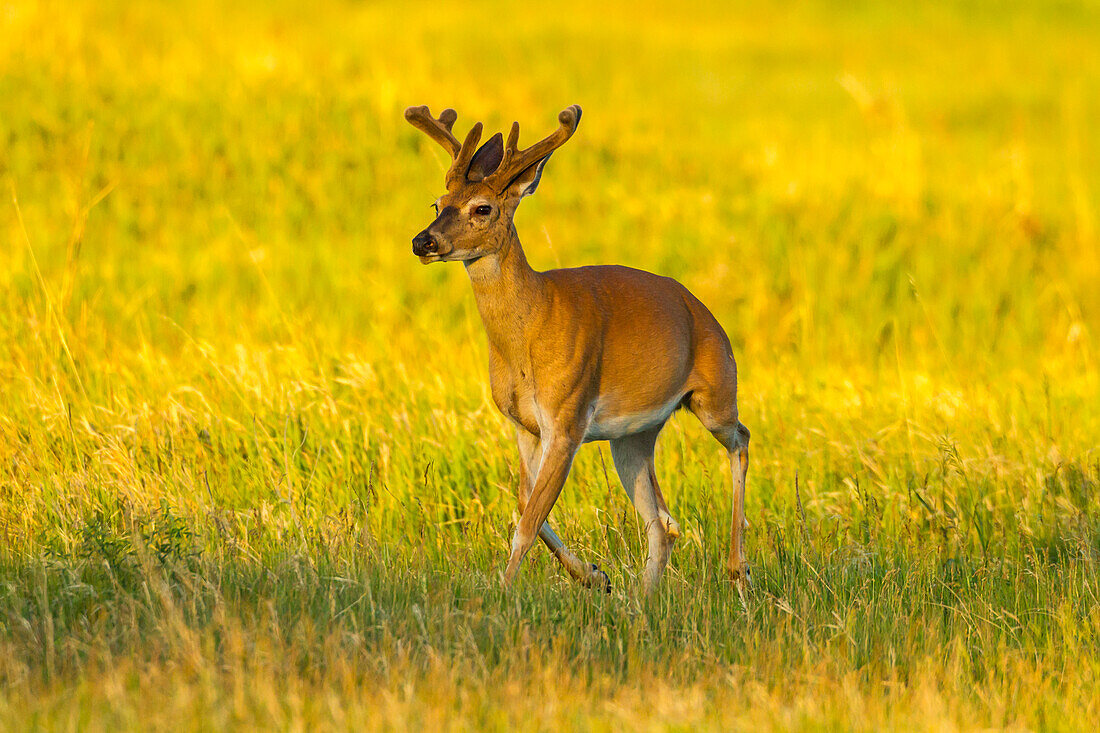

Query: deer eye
[[473, 204, 492, 216]]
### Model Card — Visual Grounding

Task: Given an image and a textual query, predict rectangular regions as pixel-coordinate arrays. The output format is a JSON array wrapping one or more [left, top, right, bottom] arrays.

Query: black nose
[[412, 231, 438, 256]]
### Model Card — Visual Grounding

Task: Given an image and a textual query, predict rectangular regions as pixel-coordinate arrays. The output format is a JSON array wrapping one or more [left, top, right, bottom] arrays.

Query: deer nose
[[412, 231, 438, 256]]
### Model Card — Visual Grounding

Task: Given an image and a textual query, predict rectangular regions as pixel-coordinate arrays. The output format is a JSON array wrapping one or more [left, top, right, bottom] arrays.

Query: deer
[[405, 104, 751, 593]]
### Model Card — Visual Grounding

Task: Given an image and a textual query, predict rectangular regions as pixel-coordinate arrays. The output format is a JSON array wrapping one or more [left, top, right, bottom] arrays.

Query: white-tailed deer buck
[[406, 104, 750, 592]]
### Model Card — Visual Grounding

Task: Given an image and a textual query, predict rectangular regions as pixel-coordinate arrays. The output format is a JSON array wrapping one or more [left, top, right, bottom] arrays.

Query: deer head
[[406, 105, 581, 263]]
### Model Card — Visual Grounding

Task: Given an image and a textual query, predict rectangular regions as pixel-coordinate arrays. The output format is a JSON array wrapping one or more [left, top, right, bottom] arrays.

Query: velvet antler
[[404, 106, 484, 190], [404, 106, 460, 156], [483, 105, 582, 193]]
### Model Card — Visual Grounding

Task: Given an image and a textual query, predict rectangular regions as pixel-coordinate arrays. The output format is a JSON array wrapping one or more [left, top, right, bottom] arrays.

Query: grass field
[[2, 0, 1099, 729]]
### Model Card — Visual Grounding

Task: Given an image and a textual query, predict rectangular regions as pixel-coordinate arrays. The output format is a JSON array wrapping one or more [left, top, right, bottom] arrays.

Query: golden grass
[[1, 0, 1099, 729]]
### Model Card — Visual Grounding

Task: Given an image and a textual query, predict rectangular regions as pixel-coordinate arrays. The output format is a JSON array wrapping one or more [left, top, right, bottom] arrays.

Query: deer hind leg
[[727, 423, 750, 584], [513, 430, 610, 591], [610, 428, 673, 593], [688, 387, 751, 588]]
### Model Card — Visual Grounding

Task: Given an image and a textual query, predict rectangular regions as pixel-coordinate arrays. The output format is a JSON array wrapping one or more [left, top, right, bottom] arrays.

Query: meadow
[[1, 0, 1099, 728]]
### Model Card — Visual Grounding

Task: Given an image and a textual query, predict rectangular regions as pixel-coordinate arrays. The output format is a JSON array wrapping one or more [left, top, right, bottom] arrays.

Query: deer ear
[[466, 132, 504, 181], [505, 153, 552, 200]]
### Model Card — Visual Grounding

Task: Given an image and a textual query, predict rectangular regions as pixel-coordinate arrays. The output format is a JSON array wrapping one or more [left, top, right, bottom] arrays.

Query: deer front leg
[[504, 433, 581, 586], [516, 430, 610, 590]]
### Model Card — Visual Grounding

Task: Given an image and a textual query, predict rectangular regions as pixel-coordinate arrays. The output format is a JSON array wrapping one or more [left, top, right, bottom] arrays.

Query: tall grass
[[1, 0, 1098, 728]]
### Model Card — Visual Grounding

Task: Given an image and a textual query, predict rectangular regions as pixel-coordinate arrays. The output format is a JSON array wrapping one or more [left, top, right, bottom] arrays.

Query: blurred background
[[3, 0, 1096, 368]]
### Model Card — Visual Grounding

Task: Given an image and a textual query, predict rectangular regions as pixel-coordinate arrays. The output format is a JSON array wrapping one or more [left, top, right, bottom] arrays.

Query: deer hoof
[[727, 563, 752, 589], [586, 564, 611, 593]]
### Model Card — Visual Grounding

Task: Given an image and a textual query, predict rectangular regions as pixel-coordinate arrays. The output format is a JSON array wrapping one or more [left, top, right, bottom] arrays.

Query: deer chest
[[487, 354, 541, 435]]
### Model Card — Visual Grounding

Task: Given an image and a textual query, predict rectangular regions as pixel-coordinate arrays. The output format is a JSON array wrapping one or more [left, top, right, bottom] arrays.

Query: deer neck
[[464, 223, 546, 359]]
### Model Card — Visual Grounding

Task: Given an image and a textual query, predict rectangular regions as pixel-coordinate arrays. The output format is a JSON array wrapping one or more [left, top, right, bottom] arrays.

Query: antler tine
[[495, 121, 521, 178], [404, 106, 461, 158], [446, 122, 484, 189], [485, 105, 582, 192]]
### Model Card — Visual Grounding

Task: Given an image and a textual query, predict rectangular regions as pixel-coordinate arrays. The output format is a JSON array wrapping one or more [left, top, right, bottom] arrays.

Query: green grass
[[1, 0, 1099, 728]]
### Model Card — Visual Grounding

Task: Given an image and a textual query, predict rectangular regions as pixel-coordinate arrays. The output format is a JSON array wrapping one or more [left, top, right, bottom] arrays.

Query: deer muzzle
[[411, 230, 441, 257]]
